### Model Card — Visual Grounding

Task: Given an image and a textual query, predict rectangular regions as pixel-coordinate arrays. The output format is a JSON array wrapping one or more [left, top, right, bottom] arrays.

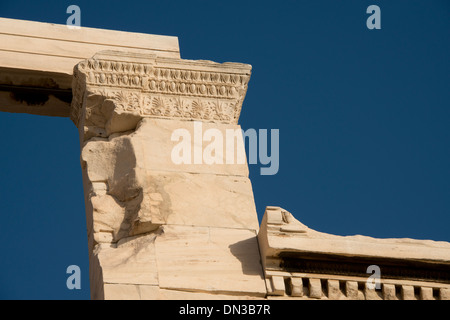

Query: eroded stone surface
[[71, 51, 251, 130], [258, 206, 450, 267], [258, 206, 450, 300], [72, 51, 263, 300], [96, 233, 159, 286], [81, 127, 259, 244]]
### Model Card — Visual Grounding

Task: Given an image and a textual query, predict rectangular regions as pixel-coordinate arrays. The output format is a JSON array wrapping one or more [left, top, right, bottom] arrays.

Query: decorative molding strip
[[89, 89, 238, 123], [266, 275, 450, 300], [70, 51, 251, 129]]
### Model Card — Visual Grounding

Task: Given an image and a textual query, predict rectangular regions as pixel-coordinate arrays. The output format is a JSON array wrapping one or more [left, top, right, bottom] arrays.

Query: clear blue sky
[[0, 0, 449, 299]]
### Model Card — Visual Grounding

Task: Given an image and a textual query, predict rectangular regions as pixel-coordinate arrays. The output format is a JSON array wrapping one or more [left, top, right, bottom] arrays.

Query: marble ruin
[[0, 18, 449, 299]]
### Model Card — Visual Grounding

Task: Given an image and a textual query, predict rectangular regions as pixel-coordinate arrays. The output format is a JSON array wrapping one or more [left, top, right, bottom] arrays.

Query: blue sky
[[0, 0, 449, 299]]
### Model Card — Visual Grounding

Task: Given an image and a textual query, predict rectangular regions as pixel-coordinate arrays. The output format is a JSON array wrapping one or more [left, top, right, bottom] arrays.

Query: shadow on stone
[[229, 236, 265, 277]]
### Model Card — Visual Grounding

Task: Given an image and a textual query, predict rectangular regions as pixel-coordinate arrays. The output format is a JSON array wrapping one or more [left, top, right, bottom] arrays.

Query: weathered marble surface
[[258, 206, 450, 300], [73, 50, 265, 299]]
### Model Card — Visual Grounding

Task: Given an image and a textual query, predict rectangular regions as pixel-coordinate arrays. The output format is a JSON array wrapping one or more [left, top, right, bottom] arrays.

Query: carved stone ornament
[[71, 51, 252, 139]]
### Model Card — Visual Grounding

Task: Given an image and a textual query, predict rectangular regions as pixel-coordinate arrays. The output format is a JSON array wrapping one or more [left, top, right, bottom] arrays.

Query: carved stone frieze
[[71, 51, 252, 134]]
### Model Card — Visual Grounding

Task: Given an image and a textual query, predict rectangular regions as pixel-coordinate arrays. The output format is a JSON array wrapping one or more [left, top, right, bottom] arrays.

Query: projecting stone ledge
[[71, 50, 252, 136], [258, 206, 450, 300]]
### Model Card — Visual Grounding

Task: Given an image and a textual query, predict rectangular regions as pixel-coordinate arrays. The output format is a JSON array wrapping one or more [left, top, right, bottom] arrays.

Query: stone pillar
[[71, 51, 267, 299]]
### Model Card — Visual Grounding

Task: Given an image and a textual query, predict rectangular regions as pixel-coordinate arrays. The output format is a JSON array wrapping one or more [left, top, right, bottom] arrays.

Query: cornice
[[71, 51, 252, 129], [258, 206, 450, 297]]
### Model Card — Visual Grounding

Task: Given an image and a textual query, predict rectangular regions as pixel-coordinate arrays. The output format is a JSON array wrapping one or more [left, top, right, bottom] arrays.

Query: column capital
[[71, 51, 251, 139]]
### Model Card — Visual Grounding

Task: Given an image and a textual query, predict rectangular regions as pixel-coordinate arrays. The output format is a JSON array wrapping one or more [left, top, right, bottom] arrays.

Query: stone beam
[[72, 50, 267, 299], [258, 206, 450, 300], [0, 18, 179, 117]]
